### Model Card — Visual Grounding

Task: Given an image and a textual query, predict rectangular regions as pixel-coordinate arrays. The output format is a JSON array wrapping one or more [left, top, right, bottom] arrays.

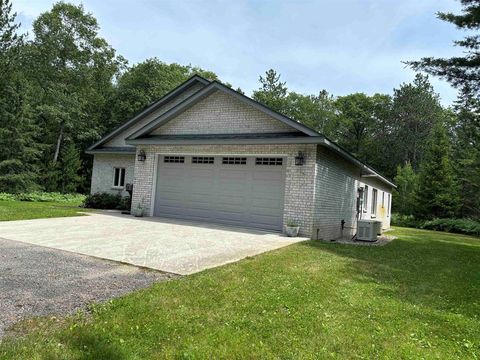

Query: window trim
[[222, 157, 247, 165], [112, 167, 126, 188], [192, 156, 214, 164], [371, 188, 378, 217], [255, 157, 283, 166], [164, 156, 185, 163]]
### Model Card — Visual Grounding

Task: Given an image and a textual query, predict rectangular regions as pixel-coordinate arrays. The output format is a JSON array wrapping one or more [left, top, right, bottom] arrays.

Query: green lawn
[[0, 228, 479, 359], [0, 200, 87, 221]]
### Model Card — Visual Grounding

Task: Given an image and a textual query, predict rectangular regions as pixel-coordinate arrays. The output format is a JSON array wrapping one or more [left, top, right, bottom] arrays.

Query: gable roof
[[86, 75, 394, 188], [87, 75, 210, 151], [126, 81, 321, 140]]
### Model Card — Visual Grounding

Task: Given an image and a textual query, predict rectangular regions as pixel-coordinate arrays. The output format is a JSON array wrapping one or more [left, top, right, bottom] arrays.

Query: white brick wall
[[131, 144, 317, 236], [152, 91, 298, 135], [90, 154, 135, 197], [312, 146, 392, 240], [93, 81, 394, 239]]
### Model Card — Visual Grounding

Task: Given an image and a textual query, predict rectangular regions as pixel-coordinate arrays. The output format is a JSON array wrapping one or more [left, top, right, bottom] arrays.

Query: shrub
[[391, 213, 423, 228], [421, 218, 480, 236], [0, 192, 85, 204], [392, 213, 480, 237], [83, 192, 129, 210]]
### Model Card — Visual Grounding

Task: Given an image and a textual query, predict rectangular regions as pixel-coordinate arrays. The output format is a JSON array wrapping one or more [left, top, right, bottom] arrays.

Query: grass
[[0, 228, 479, 359], [0, 200, 87, 221]]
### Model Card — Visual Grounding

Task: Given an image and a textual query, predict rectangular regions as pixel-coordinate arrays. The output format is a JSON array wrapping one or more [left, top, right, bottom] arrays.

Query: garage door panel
[[250, 197, 283, 209], [215, 195, 246, 206], [252, 170, 284, 181], [251, 184, 281, 196], [154, 155, 286, 231]]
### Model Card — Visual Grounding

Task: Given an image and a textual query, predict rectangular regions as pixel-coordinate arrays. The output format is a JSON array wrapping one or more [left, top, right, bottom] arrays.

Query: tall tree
[[0, 0, 41, 192], [59, 141, 82, 193], [452, 89, 480, 218], [334, 93, 377, 160], [108, 58, 217, 130], [286, 90, 338, 137], [408, 0, 480, 220], [408, 0, 480, 97], [253, 69, 290, 114], [27, 2, 125, 190], [416, 121, 460, 218], [392, 162, 418, 215], [390, 74, 443, 170]]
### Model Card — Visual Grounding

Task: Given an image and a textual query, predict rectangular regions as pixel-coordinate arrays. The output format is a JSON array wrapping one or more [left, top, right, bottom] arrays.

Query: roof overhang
[[126, 81, 320, 140], [126, 135, 320, 145], [87, 75, 210, 151], [85, 146, 136, 155]]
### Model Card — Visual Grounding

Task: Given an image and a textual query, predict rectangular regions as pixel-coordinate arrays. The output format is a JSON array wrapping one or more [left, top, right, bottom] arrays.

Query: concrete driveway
[[0, 213, 307, 274]]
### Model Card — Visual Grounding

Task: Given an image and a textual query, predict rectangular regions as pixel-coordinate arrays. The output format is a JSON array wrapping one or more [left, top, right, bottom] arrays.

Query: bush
[[392, 213, 480, 237], [83, 192, 130, 210], [0, 192, 85, 204], [391, 213, 423, 228], [421, 218, 480, 236]]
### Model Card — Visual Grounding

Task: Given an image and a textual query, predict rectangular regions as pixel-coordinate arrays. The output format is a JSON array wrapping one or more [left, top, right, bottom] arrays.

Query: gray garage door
[[153, 155, 286, 231]]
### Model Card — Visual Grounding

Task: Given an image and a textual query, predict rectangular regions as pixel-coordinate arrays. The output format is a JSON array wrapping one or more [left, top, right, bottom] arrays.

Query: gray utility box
[[357, 220, 378, 242]]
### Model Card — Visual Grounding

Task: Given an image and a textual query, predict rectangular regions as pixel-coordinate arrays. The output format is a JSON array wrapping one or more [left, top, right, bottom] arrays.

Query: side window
[[113, 167, 126, 188], [382, 192, 385, 208], [387, 193, 391, 217], [363, 185, 369, 212], [371, 189, 378, 216]]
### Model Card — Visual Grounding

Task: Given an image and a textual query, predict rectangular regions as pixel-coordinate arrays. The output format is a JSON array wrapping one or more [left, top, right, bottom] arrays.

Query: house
[[87, 75, 394, 239]]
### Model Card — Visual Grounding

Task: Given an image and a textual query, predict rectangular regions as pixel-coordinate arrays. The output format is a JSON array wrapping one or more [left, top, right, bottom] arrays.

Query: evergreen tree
[[407, 0, 480, 220], [392, 162, 418, 215], [408, 0, 480, 97], [253, 69, 290, 114], [0, 0, 41, 193], [391, 74, 442, 170], [59, 141, 82, 193], [416, 121, 460, 218], [452, 89, 480, 219]]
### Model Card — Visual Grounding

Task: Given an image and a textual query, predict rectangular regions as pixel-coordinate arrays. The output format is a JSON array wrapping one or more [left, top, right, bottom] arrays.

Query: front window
[[113, 167, 126, 188], [371, 189, 378, 216]]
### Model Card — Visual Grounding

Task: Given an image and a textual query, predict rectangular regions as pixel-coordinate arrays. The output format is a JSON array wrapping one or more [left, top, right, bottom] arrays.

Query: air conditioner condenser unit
[[357, 220, 378, 242]]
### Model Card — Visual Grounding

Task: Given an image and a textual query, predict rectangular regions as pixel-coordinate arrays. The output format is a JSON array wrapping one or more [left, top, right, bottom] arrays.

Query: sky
[[13, 0, 465, 105]]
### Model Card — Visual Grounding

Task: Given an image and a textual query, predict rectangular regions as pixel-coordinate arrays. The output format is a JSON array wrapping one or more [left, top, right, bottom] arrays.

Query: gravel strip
[[329, 234, 396, 246], [0, 237, 178, 340]]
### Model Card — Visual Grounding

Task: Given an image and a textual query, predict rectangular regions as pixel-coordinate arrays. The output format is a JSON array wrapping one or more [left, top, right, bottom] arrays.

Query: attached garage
[[88, 75, 396, 239], [153, 154, 286, 231]]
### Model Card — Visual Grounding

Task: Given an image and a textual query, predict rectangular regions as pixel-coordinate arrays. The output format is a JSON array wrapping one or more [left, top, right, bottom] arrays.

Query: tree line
[[0, 0, 478, 221]]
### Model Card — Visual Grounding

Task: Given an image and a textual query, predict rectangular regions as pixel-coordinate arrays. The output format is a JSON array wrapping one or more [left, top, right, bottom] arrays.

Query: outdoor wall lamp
[[295, 151, 305, 166], [137, 149, 146, 162]]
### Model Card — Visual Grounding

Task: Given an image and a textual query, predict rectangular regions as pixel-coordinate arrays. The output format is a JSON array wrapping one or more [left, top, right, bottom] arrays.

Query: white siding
[[313, 146, 392, 240]]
